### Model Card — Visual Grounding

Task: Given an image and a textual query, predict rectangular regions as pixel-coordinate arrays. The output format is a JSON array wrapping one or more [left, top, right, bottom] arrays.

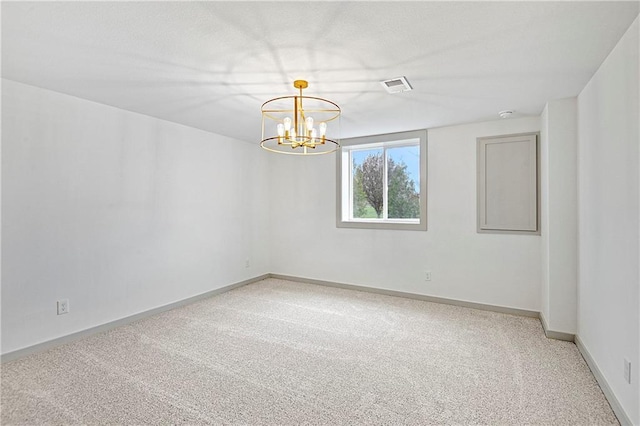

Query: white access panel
[[477, 133, 539, 234]]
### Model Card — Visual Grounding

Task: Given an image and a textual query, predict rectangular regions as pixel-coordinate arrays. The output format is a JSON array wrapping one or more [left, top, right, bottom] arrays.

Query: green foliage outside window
[[352, 152, 419, 219]]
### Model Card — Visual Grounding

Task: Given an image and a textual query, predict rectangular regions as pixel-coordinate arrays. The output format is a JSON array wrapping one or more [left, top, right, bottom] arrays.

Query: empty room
[[1, 1, 639, 425]]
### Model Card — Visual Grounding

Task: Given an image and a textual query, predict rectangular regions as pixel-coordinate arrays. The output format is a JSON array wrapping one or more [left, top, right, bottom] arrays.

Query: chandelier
[[260, 80, 341, 155]]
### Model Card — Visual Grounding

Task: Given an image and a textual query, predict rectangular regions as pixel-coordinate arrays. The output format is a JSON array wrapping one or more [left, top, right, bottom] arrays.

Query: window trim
[[336, 129, 427, 231]]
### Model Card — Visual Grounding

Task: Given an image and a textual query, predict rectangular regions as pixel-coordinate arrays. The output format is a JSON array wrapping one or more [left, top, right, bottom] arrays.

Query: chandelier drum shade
[[261, 80, 341, 155]]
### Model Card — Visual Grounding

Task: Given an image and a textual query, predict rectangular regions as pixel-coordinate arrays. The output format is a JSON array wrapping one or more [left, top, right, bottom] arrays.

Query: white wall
[[577, 17, 639, 424], [1, 79, 270, 355], [540, 98, 578, 334], [269, 117, 541, 311], [540, 105, 550, 325]]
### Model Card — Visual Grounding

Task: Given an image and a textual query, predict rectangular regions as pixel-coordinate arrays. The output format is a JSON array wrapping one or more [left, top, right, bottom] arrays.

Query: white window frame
[[336, 129, 427, 231]]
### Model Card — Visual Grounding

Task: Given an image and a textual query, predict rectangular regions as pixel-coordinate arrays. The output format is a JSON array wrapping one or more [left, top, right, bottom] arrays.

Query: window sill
[[336, 220, 427, 231]]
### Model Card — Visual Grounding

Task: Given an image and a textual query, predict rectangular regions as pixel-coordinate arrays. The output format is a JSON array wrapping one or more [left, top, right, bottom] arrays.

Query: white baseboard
[[575, 335, 632, 426], [269, 273, 540, 318], [539, 312, 575, 342], [1, 274, 269, 363]]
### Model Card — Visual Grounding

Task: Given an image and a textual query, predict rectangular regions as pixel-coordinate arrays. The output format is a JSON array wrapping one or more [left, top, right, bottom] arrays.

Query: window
[[477, 132, 539, 234], [337, 130, 427, 230]]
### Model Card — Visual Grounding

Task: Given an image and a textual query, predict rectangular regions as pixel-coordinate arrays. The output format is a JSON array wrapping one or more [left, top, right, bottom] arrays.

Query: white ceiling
[[2, 1, 638, 141]]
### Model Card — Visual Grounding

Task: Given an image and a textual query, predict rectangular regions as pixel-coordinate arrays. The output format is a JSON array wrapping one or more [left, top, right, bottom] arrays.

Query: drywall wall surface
[[540, 104, 550, 326], [269, 117, 541, 311], [577, 17, 639, 424], [1, 79, 270, 354], [540, 98, 578, 334]]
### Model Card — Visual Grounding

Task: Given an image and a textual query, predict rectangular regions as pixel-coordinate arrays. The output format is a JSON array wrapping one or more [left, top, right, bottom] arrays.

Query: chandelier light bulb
[[311, 128, 317, 143], [277, 123, 284, 136], [290, 128, 297, 140], [305, 116, 314, 132], [319, 122, 327, 136], [283, 117, 292, 131]]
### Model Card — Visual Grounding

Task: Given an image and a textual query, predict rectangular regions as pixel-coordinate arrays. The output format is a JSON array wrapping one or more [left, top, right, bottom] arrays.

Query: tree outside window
[[338, 130, 426, 230]]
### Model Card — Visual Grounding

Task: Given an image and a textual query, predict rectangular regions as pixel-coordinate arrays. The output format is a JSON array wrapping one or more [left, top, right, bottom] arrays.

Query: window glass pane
[[387, 145, 420, 219], [338, 130, 426, 230], [352, 148, 383, 218]]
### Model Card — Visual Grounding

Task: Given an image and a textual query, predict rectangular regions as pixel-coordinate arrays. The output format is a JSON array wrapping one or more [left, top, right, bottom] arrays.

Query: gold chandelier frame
[[260, 80, 341, 155]]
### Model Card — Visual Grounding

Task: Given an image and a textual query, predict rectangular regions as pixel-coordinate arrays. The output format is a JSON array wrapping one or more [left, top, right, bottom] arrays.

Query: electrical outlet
[[624, 359, 631, 384], [245, 258, 250, 268], [425, 271, 432, 281], [57, 299, 69, 315]]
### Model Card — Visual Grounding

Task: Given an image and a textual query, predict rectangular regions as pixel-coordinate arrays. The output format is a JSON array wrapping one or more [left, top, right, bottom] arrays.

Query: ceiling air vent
[[380, 76, 413, 93]]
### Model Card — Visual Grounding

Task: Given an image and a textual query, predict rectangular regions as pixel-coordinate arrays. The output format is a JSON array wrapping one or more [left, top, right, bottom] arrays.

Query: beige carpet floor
[[2, 278, 618, 425]]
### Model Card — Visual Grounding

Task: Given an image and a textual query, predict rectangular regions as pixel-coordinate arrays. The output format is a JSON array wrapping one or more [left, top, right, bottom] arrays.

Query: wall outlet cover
[[57, 299, 69, 315], [624, 359, 631, 384]]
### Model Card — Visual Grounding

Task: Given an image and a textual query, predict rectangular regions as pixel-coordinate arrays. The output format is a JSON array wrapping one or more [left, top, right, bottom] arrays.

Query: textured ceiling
[[2, 2, 639, 142]]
